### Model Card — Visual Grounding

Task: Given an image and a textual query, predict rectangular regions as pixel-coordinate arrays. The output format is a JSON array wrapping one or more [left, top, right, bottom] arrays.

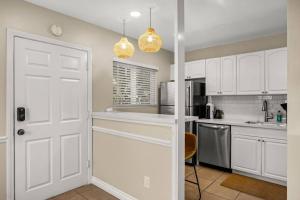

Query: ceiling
[[25, 0, 287, 51]]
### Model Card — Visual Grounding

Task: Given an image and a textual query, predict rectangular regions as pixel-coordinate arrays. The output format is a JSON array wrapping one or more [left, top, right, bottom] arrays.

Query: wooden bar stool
[[185, 132, 201, 200]]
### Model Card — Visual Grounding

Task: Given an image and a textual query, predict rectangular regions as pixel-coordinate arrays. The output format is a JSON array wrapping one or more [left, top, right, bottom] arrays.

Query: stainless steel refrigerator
[[159, 80, 207, 118]]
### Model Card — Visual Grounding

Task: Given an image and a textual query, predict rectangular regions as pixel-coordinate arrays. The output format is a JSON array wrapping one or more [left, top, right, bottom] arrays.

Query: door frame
[[6, 29, 93, 200]]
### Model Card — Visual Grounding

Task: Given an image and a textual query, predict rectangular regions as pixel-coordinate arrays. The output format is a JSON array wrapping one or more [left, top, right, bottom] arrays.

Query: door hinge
[[87, 160, 91, 168], [87, 111, 92, 120]]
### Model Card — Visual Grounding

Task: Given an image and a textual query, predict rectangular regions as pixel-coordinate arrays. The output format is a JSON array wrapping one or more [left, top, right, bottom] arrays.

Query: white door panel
[[60, 134, 81, 180], [26, 138, 53, 191], [15, 37, 88, 200]]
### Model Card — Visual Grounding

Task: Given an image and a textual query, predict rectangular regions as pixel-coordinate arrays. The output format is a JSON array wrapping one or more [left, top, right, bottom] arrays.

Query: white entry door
[[14, 37, 88, 200]]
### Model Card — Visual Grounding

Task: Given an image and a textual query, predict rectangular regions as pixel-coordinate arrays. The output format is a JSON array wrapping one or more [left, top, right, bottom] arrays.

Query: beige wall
[[93, 119, 172, 200], [0, 0, 173, 136], [186, 33, 287, 61], [287, 0, 300, 199], [0, 143, 6, 200]]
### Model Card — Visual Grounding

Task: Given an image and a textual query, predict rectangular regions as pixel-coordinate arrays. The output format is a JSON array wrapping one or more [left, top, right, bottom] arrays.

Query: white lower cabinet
[[232, 135, 261, 175], [231, 126, 287, 182], [262, 138, 287, 181]]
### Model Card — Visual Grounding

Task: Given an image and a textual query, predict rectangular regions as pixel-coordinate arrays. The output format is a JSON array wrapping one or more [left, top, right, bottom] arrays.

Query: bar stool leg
[[193, 160, 201, 200]]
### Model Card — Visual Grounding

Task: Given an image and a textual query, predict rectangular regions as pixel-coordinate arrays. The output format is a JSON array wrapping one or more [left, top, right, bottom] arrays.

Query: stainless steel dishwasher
[[197, 123, 231, 169]]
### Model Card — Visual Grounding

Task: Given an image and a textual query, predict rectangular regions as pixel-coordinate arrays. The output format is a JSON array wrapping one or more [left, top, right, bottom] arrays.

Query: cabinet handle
[[258, 139, 261, 142]]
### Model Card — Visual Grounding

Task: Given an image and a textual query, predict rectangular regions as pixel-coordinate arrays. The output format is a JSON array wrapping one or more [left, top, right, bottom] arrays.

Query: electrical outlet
[[144, 176, 150, 188]]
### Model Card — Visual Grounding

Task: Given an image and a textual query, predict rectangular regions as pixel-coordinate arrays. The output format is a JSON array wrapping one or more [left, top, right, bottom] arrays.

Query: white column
[[174, 0, 185, 199]]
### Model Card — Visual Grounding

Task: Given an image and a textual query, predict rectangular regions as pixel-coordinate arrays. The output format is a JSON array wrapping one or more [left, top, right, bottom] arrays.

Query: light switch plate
[[144, 176, 150, 188]]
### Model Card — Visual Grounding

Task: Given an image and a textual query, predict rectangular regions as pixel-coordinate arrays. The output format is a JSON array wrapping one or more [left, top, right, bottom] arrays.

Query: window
[[113, 60, 158, 106]]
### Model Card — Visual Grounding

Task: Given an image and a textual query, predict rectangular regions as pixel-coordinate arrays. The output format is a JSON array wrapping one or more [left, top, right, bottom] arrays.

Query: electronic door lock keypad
[[17, 107, 26, 121]]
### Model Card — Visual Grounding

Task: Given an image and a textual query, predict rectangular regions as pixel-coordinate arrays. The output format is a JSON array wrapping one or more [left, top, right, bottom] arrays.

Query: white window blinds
[[113, 61, 158, 106]]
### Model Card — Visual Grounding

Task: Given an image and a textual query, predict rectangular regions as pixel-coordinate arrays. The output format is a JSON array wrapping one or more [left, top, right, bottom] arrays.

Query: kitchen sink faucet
[[262, 100, 274, 122]]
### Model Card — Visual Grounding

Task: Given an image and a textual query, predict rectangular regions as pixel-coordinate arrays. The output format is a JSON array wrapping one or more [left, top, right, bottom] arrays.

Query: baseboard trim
[[91, 176, 138, 200]]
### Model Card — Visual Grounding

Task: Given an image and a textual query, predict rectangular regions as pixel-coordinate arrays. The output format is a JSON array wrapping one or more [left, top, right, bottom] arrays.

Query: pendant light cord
[[149, 8, 152, 28], [122, 19, 126, 36]]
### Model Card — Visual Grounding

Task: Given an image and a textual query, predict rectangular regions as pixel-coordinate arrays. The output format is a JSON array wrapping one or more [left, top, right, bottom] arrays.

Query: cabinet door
[[231, 135, 261, 175], [205, 58, 221, 95], [221, 56, 237, 95], [185, 60, 206, 79], [265, 48, 287, 94], [237, 51, 265, 95], [170, 64, 174, 80], [262, 138, 287, 181]]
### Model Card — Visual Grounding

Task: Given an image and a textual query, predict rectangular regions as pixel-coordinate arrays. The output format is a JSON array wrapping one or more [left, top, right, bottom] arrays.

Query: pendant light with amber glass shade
[[138, 8, 162, 53], [113, 19, 135, 59]]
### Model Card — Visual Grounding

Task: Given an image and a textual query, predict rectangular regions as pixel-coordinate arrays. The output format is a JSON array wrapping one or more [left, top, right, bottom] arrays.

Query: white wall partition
[[174, 0, 185, 199]]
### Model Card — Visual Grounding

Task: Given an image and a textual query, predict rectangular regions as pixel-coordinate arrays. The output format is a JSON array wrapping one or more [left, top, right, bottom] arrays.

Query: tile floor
[[185, 165, 264, 200], [50, 165, 264, 200], [49, 184, 118, 200]]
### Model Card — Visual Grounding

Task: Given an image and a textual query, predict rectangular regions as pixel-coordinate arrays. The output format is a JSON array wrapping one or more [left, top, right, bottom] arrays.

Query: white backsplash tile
[[211, 95, 287, 122]]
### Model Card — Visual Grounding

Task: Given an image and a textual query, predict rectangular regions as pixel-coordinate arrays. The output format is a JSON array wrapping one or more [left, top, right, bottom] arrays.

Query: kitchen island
[[91, 112, 197, 200]]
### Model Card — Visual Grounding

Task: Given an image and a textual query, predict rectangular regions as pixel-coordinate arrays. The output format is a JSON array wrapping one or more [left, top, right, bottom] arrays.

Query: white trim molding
[[91, 176, 138, 200], [92, 126, 172, 147], [92, 112, 176, 127], [0, 136, 7, 144]]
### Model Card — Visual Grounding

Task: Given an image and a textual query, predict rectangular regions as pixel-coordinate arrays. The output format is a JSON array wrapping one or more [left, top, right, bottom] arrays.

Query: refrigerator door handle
[[189, 83, 193, 107], [187, 86, 191, 107]]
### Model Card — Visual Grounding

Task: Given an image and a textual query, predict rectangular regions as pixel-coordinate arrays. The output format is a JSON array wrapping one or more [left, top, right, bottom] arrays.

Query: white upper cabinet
[[205, 58, 221, 95], [171, 48, 287, 96], [265, 48, 287, 94], [237, 51, 265, 95], [220, 56, 237, 95], [170, 60, 206, 80], [206, 56, 236, 95], [185, 60, 206, 79]]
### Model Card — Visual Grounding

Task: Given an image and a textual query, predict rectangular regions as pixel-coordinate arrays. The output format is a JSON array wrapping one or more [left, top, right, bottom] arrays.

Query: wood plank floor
[[50, 165, 268, 200]]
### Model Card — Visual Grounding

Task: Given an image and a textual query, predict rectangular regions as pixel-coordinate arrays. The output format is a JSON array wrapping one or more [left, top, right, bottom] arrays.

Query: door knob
[[17, 129, 25, 136]]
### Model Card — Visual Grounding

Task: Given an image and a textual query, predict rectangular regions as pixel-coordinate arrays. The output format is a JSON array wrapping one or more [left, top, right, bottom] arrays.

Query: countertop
[[196, 118, 287, 130], [92, 112, 198, 125], [92, 112, 287, 130]]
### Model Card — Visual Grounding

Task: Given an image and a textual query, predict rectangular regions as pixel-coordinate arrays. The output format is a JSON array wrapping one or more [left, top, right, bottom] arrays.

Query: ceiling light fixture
[[130, 11, 141, 18], [113, 19, 135, 59], [138, 8, 162, 53]]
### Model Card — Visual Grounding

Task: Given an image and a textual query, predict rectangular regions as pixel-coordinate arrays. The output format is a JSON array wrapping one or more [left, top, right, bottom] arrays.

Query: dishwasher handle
[[198, 123, 229, 130]]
